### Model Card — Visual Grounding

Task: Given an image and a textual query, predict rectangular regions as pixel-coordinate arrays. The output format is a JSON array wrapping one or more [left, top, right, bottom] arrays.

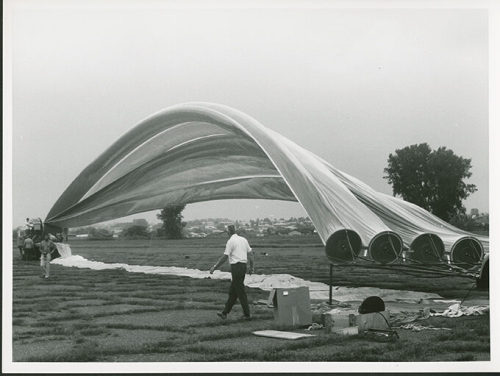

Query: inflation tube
[[368, 231, 403, 264], [325, 229, 362, 263], [408, 233, 445, 264], [450, 237, 484, 269], [309, 152, 489, 264]]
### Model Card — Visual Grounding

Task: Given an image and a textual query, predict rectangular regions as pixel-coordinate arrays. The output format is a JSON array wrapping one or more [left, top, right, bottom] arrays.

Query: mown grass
[[11, 238, 490, 362], [26, 340, 101, 362]]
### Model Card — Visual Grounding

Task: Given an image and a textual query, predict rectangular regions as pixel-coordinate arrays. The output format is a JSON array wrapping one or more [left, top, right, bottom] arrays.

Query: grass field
[[12, 236, 490, 362]]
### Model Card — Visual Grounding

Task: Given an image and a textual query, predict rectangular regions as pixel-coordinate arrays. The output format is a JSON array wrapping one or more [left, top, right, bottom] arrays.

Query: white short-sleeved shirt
[[224, 234, 252, 264]]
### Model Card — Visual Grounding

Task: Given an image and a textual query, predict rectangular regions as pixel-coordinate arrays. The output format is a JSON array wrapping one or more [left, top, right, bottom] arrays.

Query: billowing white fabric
[[45, 102, 391, 247], [45, 102, 487, 266], [55, 243, 73, 258]]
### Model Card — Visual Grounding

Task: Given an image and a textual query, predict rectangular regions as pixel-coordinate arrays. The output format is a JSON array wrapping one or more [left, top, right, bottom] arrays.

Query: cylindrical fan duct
[[408, 233, 445, 264], [368, 231, 403, 264], [325, 229, 362, 263], [450, 237, 484, 269]]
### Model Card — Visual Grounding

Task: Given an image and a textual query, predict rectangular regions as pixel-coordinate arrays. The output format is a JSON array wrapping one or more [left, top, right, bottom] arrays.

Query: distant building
[[470, 208, 479, 216]]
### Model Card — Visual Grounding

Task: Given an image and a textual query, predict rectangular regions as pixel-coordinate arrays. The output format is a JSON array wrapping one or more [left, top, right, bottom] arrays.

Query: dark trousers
[[223, 262, 250, 317]]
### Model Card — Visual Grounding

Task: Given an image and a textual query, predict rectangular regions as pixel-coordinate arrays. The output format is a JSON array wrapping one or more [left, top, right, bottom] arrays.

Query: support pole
[[329, 263, 333, 305]]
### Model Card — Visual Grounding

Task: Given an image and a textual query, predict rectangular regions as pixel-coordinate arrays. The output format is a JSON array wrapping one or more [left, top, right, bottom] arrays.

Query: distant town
[[66, 216, 317, 240]]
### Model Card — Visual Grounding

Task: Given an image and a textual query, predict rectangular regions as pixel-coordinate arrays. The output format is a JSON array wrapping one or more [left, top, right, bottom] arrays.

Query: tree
[[121, 225, 150, 239], [88, 227, 113, 240], [383, 143, 477, 221], [449, 213, 489, 233], [297, 223, 315, 235], [157, 204, 186, 239]]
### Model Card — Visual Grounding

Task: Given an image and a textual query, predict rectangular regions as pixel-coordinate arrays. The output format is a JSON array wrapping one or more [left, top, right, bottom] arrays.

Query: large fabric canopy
[[45, 102, 487, 270]]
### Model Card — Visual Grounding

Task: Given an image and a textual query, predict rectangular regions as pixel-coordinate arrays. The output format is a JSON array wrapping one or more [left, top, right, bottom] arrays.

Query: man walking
[[38, 234, 56, 279], [210, 225, 254, 320]]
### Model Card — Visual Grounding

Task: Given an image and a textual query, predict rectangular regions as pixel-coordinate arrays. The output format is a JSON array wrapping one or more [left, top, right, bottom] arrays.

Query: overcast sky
[[10, 4, 489, 226]]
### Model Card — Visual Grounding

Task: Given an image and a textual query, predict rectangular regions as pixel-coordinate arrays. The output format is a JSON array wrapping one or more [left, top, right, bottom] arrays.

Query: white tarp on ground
[[45, 102, 487, 257], [52, 254, 442, 302], [430, 303, 489, 317]]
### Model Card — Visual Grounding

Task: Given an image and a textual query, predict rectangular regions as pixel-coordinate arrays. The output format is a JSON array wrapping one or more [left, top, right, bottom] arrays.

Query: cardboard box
[[268, 287, 312, 328], [322, 309, 357, 332], [356, 310, 391, 332]]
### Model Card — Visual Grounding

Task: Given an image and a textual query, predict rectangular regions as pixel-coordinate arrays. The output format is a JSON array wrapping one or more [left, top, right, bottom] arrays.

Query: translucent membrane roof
[[45, 103, 488, 269]]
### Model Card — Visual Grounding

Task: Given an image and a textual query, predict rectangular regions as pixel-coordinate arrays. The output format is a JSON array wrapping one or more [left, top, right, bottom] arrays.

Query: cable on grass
[[376, 311, 399, 339], [459, 281, 478, 306]]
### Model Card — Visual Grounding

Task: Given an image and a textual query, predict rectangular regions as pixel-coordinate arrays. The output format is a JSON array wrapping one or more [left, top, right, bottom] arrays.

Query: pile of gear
[[16, 217, 64, 261]]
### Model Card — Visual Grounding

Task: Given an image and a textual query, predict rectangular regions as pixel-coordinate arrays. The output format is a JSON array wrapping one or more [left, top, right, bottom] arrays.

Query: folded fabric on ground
[[431, 303, 490, 318], [306, 323, 324, 331], [253, 330, 315, 340], [51, 254, 442, 302], [399, 323, 452, 331], [390, 309, 434, 325]]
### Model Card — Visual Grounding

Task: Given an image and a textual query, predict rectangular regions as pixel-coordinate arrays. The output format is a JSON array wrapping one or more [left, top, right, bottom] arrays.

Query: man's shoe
[[217, 312, 227, 320], [241, 315, 252, 321]]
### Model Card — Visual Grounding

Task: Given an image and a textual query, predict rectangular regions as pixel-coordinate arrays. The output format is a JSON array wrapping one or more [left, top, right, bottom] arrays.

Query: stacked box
[[268, 287, 312, 327]]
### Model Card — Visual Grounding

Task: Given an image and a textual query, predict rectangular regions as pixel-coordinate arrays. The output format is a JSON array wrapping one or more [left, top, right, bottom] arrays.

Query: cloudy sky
[[9, 2, 489, 226]]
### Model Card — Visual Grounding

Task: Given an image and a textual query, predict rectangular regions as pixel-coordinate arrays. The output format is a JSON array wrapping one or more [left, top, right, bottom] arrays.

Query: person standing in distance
[[23, 236, 34, 260], [210, 225, 254, 320], [38, 234, 56, 279]]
